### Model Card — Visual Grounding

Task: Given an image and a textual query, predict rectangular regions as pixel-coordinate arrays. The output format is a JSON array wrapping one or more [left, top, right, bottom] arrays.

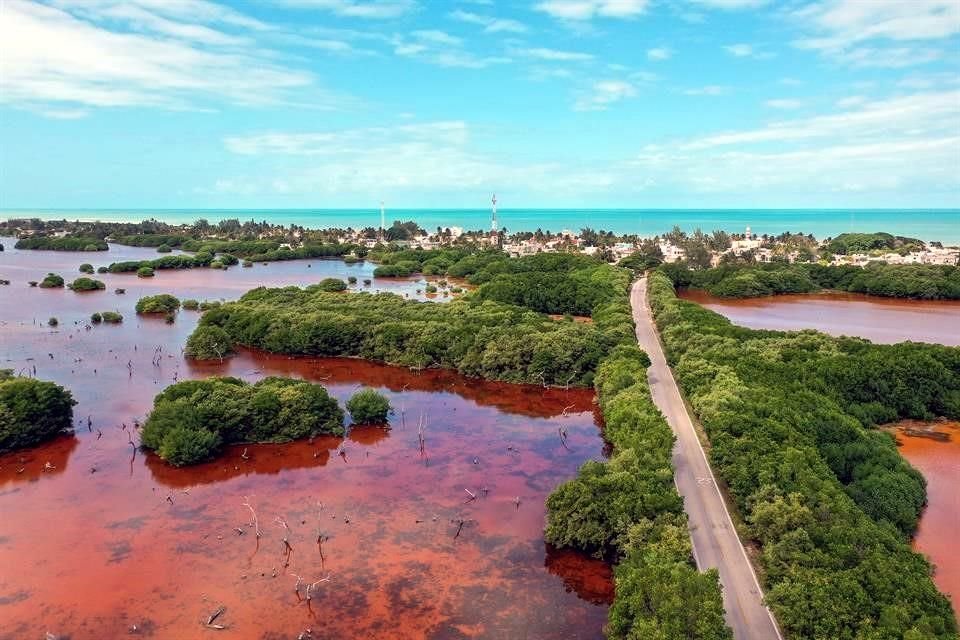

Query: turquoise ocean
[[3, 209, 959, 244]]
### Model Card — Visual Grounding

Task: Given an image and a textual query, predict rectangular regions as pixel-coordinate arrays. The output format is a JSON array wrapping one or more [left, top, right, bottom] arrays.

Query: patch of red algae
[[891, 420, 960, 612], [0, 244, 612, 640]]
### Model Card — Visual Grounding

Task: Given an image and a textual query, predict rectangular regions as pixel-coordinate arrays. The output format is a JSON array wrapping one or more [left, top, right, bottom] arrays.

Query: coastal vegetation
[[647, 271, 957, 639], [317, 278, 348, 292], [661, 262, 960, 300], [137, 266, 155, 278], [140, 377, 344, 466], [184, 325, 232, 361], [15, 236, 108, 251], [109, 252, 214, 273], [39, 273, 64, 288], [90, 311, 122, 324], [346, 389, 392, 424], [69, 277, 106, 291], [0, 371, 76, 452], [540, 266, 730, 638], [79, 263, 94, 274], [824, 232, 925, 256], [135, 294, 180, 314]]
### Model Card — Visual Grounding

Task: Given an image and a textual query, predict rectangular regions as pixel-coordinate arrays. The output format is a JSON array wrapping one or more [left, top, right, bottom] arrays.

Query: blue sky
[[1, 0, 958, 209]]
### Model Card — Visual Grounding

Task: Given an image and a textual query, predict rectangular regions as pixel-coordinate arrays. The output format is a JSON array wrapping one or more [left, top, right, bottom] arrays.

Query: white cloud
[[646, 47, 672, 61], [521, 47, 594, 61], [683, 85, 729, 96], [219, 121, 618, 196], [829, 47, 944, 69], [793, 0, 960, 67], [680, 91, 960, 149], [449, 10, 527, 33], [392, 30, 509, 68], [724, 43, 753, 57], [835, 95, 866, 108], [574, 80, 637, 111], [0, 0, 324, 115], [535, 0, 649, 21], [765, 99, 804, 109], [689, 0, 767, 8], [272, 0, 417, 18]]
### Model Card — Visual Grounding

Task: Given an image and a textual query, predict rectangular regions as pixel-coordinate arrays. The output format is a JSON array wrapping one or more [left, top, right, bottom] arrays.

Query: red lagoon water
[[0, 245, 611, 639], [892, 422, 960, 612], [678, 289, 960, 346]]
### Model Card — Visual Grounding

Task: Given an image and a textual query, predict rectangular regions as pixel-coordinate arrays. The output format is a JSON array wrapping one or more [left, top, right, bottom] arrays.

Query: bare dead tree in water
[[315, 502, 329, 567], [290, 573, 304, 600], [463, 488, 477, 503], [305, 575, 331, 601], [275, 516, 294, 567], [242, 496, 262, 538], [417, 411, 426, 455]]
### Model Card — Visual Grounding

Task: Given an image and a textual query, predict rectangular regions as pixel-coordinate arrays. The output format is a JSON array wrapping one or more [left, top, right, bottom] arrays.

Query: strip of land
[[631, 276, 781, 640]]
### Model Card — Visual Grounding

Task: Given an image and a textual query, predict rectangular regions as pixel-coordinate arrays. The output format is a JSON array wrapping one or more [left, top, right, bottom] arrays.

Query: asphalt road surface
[[631, 277, 782, 640]]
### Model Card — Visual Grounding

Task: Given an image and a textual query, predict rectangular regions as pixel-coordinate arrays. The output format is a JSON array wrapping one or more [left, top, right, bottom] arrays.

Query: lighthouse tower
[[380, 201, 386, 241], [491, 194, 498, 233], [745, 225, 752, 241]]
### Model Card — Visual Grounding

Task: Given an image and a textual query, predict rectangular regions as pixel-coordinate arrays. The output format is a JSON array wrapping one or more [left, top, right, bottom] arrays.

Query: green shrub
[[137, 266, 155, 278], [198, 300, 221, 311], [79, 263, 94, 274], [157, 426, 221, 466], [100, 311, 123, 323], [0, 372, 76, 451], [141, 377, 344, 466], [346, 389, 391, 424], [91, 312, 102, 324], [15, 236, 108, 251], [182, 299, 199, 310], [317, 278, 347, 292], [156, 243, 172, 253], [210, 260, 225, 269], [347, 276, 358, 284], [70, 277, 105, 291], [135, 294, 180, 314], [39, 273, 64, 288], [97, 266, 108, 274], [424, 284, 438, 294], [185, 325, 232, 360]]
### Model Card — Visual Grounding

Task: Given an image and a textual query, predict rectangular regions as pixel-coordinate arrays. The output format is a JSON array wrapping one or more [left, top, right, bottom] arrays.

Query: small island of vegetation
[[346, 389, 392, 425], [39, 273, 64, 288], [135, 294, 180, 314], [69, 277, 106, 291], [141, 377, 344, 466], [15, 236, 108, 251], [0, 371, 76, 452]]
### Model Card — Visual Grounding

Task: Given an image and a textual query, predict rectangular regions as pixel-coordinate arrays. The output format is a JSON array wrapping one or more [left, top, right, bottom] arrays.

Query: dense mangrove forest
[[660, 262, 960, 300], [647, 271, 957, 639]]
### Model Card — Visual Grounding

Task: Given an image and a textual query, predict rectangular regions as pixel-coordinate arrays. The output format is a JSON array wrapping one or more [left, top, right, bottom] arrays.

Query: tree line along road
[[631, 276, 783, 640]]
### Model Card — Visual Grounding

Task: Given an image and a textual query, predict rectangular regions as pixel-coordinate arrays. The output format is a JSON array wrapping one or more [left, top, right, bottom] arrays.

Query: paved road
[[631, 277, 782, 640]]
